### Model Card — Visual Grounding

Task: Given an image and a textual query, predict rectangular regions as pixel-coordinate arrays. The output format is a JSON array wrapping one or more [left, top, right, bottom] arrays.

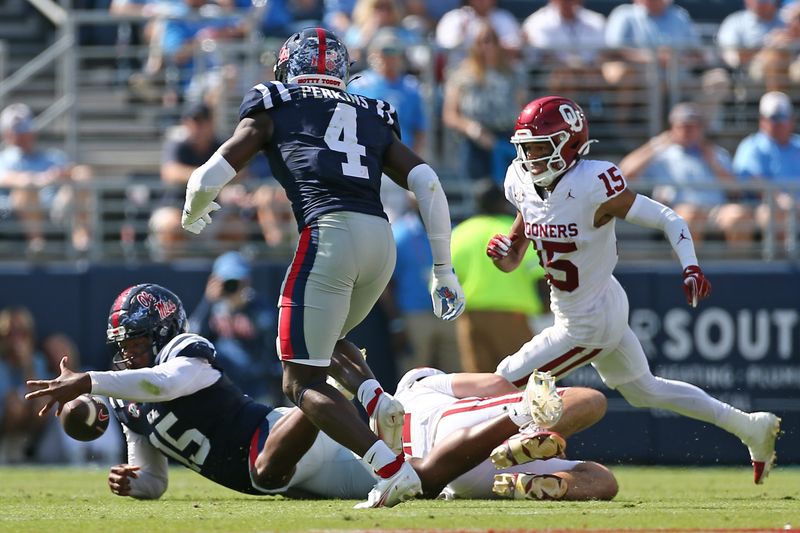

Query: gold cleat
[[490, 430, 566, 469], [493, 473, 568, 500]]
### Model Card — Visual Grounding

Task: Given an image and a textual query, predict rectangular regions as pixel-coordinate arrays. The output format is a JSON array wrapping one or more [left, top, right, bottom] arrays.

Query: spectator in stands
[[733, 91, 800, 242], [442, 22, 526, 182], [0, 307, 51, 463], [603, 0, 713, 125], [158, 0, 247, 106], [521, 0, 608, 105], [620, 102, 754, 248], [160, 101, 254, 248], [752, 2, 800, 91], [160, 101, 222, 200], [0, 103, 94, 255], [252, 184, 296, 249], [717, 0, 784, 75], [451, 180, 547, 373], [349, 28, 427, 153], [381, 195, 461, 374], [405, 0, 460, 31], [344, 0, 418, 66], [147, 205, 190, 261], [247, 0, 322, 39], [435, 0, 522, 57], [189, 251, 282, 404], [323, 0, 356, 35]]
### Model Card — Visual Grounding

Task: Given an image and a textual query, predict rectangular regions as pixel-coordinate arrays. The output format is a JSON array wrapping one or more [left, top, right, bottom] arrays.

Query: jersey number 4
[[324, 103, 369, 179], [533, 240, 579, 292]]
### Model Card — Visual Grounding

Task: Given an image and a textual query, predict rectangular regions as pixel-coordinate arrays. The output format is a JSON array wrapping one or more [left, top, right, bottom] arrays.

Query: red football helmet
[[510, 96, 595, 187]]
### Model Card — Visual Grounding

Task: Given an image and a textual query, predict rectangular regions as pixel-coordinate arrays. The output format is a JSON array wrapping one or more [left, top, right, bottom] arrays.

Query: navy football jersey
[[111, 333, 272, 495], [239, 81, 402, 230]]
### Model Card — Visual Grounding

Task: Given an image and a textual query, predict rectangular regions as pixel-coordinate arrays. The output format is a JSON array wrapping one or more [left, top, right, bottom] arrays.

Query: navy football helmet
[[274, 27, 350, 91], [107, 283, 187, 369]]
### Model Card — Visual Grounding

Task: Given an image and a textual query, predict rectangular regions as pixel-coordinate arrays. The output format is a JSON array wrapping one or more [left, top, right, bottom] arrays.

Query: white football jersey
[[503, 159, 630, 344]]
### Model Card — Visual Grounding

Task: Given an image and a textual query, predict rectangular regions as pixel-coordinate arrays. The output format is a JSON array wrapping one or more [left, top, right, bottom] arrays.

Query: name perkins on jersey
[[525, 222, 578, 239], [296, 84, 370, 108]]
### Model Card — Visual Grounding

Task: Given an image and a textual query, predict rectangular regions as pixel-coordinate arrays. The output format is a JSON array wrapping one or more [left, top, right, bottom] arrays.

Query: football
[[59, 395, 110, 441]]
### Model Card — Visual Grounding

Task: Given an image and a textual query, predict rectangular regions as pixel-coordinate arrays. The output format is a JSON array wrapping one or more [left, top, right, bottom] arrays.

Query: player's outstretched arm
[[25, 356, 91, 416], [599, 188, 711, 307], [182, 112, 274, 234], [383, 138, 465, 321], [487, 212, 530, 273]]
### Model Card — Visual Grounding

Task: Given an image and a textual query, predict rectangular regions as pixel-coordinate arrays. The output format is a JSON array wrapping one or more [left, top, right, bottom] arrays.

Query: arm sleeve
[[406, 163, 453, 267], [123, 425, 169, 500], [88, 357, 221, 403], [416, 374, 455, 397], [624, 193, 698, 269]]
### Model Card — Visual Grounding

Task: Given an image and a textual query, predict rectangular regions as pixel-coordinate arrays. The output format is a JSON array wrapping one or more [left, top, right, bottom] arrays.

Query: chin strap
[[577, 139, 597, 156]]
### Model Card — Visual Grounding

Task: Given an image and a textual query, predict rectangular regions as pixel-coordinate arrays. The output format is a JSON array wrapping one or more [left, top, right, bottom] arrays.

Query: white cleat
[[490, 430, 566, 469], [370, 392, 405, 455], [493, 473, 568, 500], [354, 461, 422, 508], [523, 371, 563, 429], [744, 412, 781, 484]]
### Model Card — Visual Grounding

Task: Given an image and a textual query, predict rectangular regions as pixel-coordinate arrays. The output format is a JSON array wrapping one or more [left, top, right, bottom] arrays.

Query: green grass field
[[0, 466, 798, 532]]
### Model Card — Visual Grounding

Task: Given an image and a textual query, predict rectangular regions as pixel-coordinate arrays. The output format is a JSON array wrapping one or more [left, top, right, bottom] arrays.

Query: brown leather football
[[59, 395, 110, 441]]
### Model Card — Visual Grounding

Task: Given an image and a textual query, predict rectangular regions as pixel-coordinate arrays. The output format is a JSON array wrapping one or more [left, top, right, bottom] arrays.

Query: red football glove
[[682, 265, 711, 308], [486, 234, 512, 259]]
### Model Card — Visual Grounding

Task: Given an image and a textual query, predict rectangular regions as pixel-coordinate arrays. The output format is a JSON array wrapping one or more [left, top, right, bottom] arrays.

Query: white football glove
[[431, 265, 465, 321], [181, 201, 221, 235]]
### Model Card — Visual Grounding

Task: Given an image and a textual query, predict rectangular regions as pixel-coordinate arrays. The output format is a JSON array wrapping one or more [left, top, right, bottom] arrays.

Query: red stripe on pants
[[279, 226, 312, 359]]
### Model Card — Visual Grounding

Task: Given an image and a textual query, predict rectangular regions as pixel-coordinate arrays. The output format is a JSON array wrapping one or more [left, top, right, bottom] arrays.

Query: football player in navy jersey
[[180, 28, 466, 506], [26, 283, 605, 503]]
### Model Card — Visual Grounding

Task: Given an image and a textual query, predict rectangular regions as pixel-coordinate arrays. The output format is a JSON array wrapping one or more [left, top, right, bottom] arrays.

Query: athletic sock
[[362, 439, 404, 478], [357, 379, 383, 416], [715, 403, 754, 443], [506, 401, 533, 428]]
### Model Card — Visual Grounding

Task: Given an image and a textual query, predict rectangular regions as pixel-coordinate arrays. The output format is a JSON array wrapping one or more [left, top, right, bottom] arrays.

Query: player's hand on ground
[[682, 265, 711, 308], [181, 201, 221, 234], [108, 464, 140, 496], [431, 265, 466, 321], [486, 234, 512, 259], [24, 356, 91, 417]]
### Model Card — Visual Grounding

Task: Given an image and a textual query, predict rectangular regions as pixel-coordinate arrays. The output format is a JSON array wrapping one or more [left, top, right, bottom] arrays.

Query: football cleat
[[744, 412, 781, 484], [493, 473, 568, 500], [370, 392, 405, 455], [354, 461, 422, 508], [523, 371, 563, 429], [490, 430, 566, 469]]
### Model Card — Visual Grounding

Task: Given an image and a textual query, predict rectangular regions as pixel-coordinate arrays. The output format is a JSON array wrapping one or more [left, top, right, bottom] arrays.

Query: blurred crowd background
[[2, 0, 800, 465]]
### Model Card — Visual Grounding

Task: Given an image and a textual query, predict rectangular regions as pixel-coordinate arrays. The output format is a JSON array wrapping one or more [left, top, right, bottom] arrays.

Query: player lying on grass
[[389, 366, 617, 501], [25, 283, 615, 505]]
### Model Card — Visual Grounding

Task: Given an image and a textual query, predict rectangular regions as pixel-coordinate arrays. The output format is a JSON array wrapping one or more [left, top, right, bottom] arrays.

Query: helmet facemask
[[511, 129, 572, 187]]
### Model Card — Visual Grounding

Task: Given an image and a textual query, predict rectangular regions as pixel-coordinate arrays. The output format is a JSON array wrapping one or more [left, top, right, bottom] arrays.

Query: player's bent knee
[[252, 463, 294, 491], [575, 462, 618, 500]]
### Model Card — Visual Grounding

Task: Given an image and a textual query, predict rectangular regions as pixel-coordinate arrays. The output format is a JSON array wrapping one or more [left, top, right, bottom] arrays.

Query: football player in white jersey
[[486, 96, 781, 485], [394, 367, 618, 501]]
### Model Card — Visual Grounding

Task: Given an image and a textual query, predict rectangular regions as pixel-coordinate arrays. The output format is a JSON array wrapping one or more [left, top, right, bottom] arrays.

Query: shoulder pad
[[239, 81, 296, 121], [155, 333, 217, 366], [374, 98, 401, 139]]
